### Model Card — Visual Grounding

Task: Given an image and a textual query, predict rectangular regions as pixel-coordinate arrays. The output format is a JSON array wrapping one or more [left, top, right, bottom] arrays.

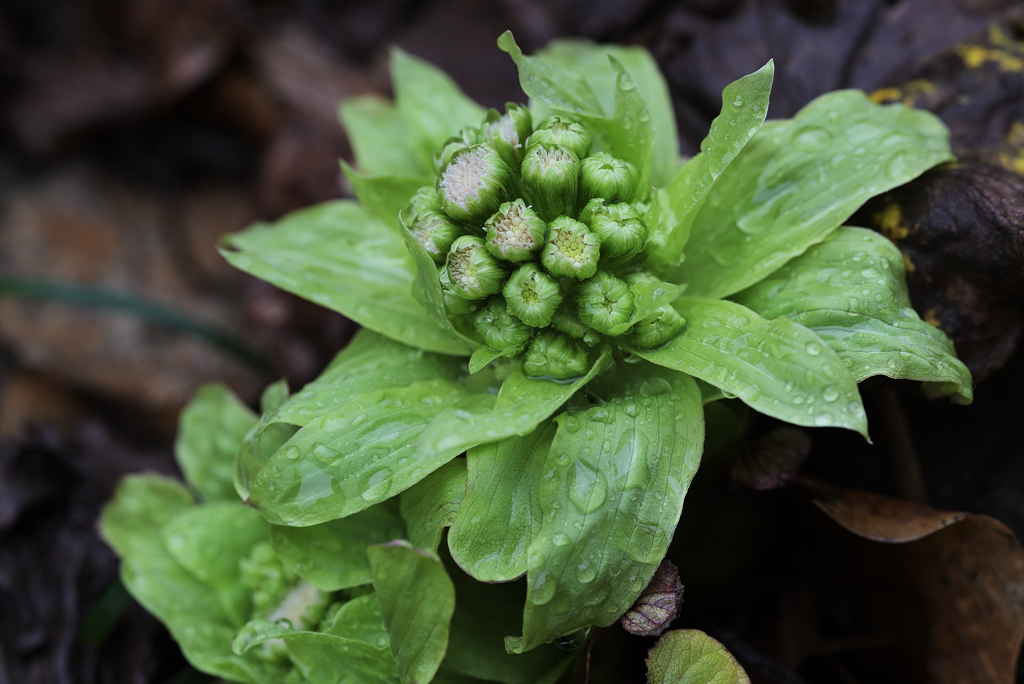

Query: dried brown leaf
[[731, 428, 812, 491], [622, 559, 684, 637]]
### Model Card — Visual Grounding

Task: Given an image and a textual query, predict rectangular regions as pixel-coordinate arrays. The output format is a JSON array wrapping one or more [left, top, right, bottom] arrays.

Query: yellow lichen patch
[[997, 122, 1024, 177], [955, 44, 1024, 72], [924, 308, 941, 327], [869, 80, 936, 107], [874, 203, 911, 241], [869, 87, 903, 105], [902, 251, 916, 274]]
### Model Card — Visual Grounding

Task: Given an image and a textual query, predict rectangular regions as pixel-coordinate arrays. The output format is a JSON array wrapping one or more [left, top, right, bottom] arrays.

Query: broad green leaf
[[248, 380, 495, 526], [339, 96, 428, 177], [288, 632, 399, 684], [510, 367, 704, 652], [235, 391, 298, 503], [468, 345, 517, 373], [341, 162, 432, 232], [645, 61, 774, 275], [445, 568, 568, 684], [634, 297, 868, 437], [391, 48, 486, 171], [176, 384, 256, 502], [270, 500, 406, 591], [162, 503, 268, 626], [417, 347, 613, 454], [324, 594, 391, 649], [536, 39, 680, 186], [221, 200, 471, 355], [400, 459, 467, 552], [448, 425, 557, 582], [496, 31, 601, 115], [369, 541, 456, 684], [271, 330, 469, 429], [100, 475, 284, 684], [673, 91, 954, 299], [731, 226, 972, 403], [647, 629, 750, 684]]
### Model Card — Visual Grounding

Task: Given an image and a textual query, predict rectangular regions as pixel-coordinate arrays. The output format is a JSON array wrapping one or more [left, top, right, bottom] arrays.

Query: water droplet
[[567, 460, 608, 514], [361, 468, 393, 501], [552, 532, 571, 547], [284, 446, 301, 460], [822, 385, 840, 402], [589, 408, 614, 424], [623, 403, 639, 418], [792, 126, 832, 151], [814, 414, 834, 427], [887, 358, 897, 369], [885, 152, 909, 180], [732, 95, 744, 107], [805, 341, 822, 356], [576, 561, 597, 583]]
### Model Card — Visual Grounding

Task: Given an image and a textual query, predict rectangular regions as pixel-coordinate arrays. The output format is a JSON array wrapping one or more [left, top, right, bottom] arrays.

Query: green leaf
[[339, 96, 428, 177], [673, 91, 954, 299], [645, 61, 774, 275], [400, 459, 467, 552], [730, 226, 972, 403], [221, 200, 471, 355], [248, 380, 495, 526], [341, 162, 432, 232], [176, 384, 257, 503], [286, 632, 399, 684], [448, 425, 556, 582], [270, 330, 470, 429], [162, 503, 268, 625], [445, 567, 568, 684], [510, 367, 704, 652], [323, 594, 391, 649], [369, 541, 456, 684], [100, 475, 285, 684], [498, 32, 655, 191], [391, 48, 486, 171], [647, 629, 750, 684], [416, 347, 613, 454], [634, 297, 868, 436], [270, 500, 406, 591], [535, 39, 680, 186]]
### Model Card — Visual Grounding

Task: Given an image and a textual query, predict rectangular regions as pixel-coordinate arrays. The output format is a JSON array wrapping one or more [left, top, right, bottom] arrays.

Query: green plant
[[100, 31, 971, 684]]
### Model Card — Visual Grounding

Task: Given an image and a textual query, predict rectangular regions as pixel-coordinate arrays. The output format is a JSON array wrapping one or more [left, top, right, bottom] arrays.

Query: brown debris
[[621, 559, 684, 637], [731, 427, 812, 491]]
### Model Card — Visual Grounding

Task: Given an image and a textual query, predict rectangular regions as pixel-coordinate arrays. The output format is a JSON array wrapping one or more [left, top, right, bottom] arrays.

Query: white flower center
[[440, 147, 490, 209]]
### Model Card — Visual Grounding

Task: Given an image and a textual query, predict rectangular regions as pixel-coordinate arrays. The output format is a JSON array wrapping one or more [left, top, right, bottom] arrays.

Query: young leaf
[[672, 91, 953, 299], [535, 39, 680, 186], [446, 567, 568, 684], [323, 594, 391, 648], [416, 348, 613, 454], [448, 424, 557, 582], [220, 200, 472, 355], [644, 61, 774, 275], [392, 48, 486, 171], [269, 500, 406, 591], [339, 95, 429, 177], [341, 162, 433, 232], [161, 503, 269, 626], [510, 368, 704, 652], [496, 31, 601, 115], [731, 226, 972, 403], [285, 632, 399, 684], [100, 475, 285, 684], [633, 297, 868, 437], [647, 629, 750, 684], [400, 458, 468, 552], [369, 541, 456, 684], [247, 380, 494, 526], [176, 384, 257, 503]]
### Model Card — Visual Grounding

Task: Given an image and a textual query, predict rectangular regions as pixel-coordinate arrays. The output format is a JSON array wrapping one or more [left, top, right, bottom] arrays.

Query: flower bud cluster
[[402, 104, 684, 378]]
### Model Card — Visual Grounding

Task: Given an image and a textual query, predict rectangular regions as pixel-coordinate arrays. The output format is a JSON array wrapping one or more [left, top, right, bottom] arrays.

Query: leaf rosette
[[104, 30, 974, 684]]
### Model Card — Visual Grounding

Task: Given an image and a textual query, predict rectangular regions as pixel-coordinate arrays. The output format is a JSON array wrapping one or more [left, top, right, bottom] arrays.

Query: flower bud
[[404, 186, 443, 221], [473, 296, 534, 351], [434, 126, 483, 172], [523, 331, 590, 380], [439, 266, 481, 315], [541, 216, 601, 280], [521, 144, 579, 222], [484, 103, 532, 169], [578, 199, 648, 259], [484, 200, 547, 263], [446, 235, 509, 300], [408, 208, 464, 264], [629, 305, 687, 349], [579, 152, 638, 205], [438, 145, 514, 224], [578, 271, 635, 334], [526, 115, 591, 160], [552, 298, 595, 339], [503, 263, 563, 328]]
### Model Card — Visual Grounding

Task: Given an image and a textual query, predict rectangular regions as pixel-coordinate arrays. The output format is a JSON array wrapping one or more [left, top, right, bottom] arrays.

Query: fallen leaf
[[622, 559, 684, 637], [731, 427, 812, 491]]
